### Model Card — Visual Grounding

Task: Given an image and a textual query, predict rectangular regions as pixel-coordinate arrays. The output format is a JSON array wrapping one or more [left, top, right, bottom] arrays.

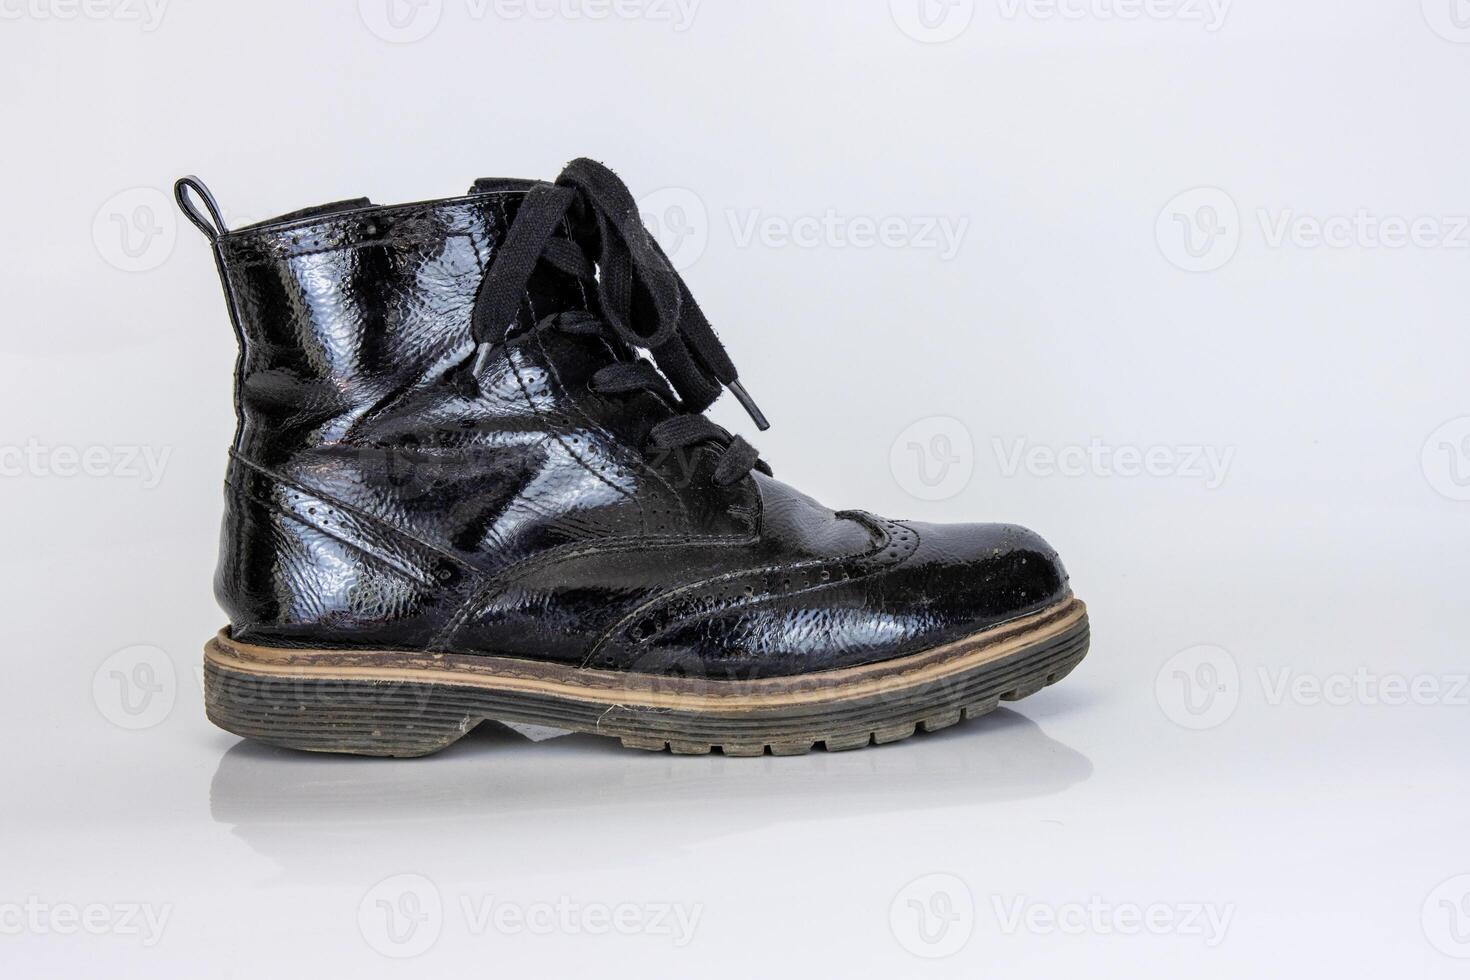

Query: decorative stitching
[[218, 194, 524, 264], [427, 531, 754, 652], [583, 513, 921, 665], [228, 455, 479, 590]]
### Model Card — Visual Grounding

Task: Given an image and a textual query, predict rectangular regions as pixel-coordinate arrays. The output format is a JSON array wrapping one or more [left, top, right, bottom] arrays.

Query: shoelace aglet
[[471, 342, 494, 378], [727, 379, 770, 431]]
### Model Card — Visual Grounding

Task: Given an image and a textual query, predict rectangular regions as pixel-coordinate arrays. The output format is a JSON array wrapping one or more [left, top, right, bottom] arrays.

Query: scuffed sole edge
[[203, 599, 1089, 758]]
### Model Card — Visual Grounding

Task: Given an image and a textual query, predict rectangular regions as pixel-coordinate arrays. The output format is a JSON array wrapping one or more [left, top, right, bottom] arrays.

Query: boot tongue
[[468, 177, 543, 195]]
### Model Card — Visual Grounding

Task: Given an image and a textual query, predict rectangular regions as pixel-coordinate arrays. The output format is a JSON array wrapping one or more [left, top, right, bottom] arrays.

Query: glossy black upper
[[183, 163, 1070, 680]]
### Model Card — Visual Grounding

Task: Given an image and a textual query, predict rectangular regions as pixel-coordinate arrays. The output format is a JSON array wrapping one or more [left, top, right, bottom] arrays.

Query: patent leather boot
[[176, 159, 1089, 757]]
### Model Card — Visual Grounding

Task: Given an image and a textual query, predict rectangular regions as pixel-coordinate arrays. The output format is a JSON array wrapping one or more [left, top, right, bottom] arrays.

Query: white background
[[1, 0, 1467, 975]]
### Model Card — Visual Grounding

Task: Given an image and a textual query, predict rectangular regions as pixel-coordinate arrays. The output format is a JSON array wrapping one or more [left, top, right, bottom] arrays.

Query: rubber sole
[[202, 596, 1088, 758]]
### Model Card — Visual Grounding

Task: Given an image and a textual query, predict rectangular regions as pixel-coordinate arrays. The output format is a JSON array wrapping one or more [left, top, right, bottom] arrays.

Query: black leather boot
[[176, 159, 1088, 757]]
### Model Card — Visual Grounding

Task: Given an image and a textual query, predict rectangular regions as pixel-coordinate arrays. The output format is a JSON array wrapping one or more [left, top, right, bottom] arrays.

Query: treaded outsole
[[203, 604, 1089, 758], [615, 645, 1085, 756]]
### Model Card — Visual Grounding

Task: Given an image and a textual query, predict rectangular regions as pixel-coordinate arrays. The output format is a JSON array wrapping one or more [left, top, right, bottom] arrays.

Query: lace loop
[[711, 436, 763, 487], [469, 160, 771, 485], [468, 158, 768, 431]]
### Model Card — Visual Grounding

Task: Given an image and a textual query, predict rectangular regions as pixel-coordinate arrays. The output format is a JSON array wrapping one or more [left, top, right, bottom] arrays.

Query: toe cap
[[887, 520, 1071, 640], [593, 514, 1074, 680]]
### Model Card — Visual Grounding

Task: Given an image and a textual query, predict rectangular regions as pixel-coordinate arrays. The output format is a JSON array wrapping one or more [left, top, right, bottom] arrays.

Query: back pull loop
[[174, 176, 228, 241]]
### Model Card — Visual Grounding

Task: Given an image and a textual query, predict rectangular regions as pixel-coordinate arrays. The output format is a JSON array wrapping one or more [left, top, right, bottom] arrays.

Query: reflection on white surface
[[209, 708, 1094, 877]]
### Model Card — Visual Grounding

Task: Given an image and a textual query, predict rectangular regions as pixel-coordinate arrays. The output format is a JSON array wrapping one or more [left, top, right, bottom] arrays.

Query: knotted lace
[[468, 158, 769, 486]]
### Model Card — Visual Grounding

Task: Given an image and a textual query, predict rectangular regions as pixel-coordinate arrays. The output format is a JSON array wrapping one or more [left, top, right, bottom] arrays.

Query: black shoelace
[[468, 158, 770, 486]]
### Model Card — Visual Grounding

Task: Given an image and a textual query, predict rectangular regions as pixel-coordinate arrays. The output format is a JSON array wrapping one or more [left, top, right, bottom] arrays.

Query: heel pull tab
[[174, 176, 228, 241]]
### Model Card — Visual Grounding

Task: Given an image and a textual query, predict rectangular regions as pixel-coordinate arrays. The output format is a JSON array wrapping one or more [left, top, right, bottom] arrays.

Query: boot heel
[[203, 660, 477, 758]]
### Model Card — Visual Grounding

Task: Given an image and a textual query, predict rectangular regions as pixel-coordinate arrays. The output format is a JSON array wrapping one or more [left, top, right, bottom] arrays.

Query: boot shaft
[[176, 165, 1067, 677], [199, 182, 590, 466], [178, 176, 759, 652]]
